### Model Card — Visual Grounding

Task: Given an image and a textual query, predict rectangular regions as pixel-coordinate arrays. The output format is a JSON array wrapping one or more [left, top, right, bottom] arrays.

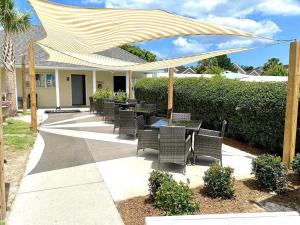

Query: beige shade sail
[[29, 0, 268, 54], [40, 44, 255, 71]]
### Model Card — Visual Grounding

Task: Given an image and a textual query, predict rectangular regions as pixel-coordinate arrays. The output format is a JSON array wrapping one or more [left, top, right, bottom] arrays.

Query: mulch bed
[[116, 177, 300, 225], [224, 137, 265, 156]]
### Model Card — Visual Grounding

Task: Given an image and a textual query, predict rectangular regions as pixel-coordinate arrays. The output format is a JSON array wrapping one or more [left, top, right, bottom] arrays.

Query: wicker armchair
[[103, 102, 115, 122], [113, 105, 120, 133], [89, 97, 95, 114], [172, 112, 191, 122], [119, 110, 144, 138], [137, 128, 159, 156], [193, 120, 227, 165], [95, 99, 104, 114], [159, 126, 191, 174]]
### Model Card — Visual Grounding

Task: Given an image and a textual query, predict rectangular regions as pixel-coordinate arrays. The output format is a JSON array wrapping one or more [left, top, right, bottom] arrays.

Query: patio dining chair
[[172, 112, 191, 122], [113, 105, 120, 133], [119, 110, 144, 138], [159, 126, 192, 174], [95, 99, 104, 114], [193, 120, 227, 165], [137, 124, 159, 156], [103, 102, 115, 122], [89, 97, 95, 114]]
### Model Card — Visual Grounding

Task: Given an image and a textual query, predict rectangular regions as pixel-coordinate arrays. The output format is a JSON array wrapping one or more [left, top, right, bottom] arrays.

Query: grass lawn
[[3, 119, 36, 152]]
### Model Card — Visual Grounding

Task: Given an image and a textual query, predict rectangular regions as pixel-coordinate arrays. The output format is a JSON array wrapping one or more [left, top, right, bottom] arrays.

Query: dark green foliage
[[154, 178, 199, 215], [292, 153, 300, 176], [148, 170, 173, 199], [262, 58, 287, 76], [264, 64, 288, 76], [195, 55, 237, 73], [252, 154, 288, 193], [135, 77, 290, 154], [203, 163, 235, 199], [240, 65, 254, 72], [120, 44, 157, 62]]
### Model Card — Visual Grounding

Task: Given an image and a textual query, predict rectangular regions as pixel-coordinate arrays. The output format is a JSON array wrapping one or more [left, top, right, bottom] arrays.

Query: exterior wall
[[15, 68, 56, 108], [12, 67, 147, 108]]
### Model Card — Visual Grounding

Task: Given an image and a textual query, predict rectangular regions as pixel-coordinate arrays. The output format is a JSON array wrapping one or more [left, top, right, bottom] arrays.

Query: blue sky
[[16, 0, 300, 67]]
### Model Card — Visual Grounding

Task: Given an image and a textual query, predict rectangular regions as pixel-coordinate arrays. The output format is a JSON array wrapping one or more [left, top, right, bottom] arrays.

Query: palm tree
[[0, 0, 31, 116]]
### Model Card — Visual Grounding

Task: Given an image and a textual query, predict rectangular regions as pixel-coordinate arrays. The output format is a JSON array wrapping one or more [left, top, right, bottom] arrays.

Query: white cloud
[[256, 0, 300, 16], [82, 0, 104, 4], [217, 39, 255, 49], [105, 0, 300, 17], [173, 37, 209, 54], [150, 50, 168, 59], [205, 15, 281, 38]]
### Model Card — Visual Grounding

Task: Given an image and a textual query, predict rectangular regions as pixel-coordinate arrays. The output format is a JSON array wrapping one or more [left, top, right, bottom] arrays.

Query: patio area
[[39, 111, 255, 201]]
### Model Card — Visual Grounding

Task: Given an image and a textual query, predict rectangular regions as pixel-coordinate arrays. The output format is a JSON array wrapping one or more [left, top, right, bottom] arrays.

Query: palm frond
[[0, 0, 31, 34]]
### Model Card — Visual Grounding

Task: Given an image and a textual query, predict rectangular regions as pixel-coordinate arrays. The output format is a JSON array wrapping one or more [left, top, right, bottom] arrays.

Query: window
[[26, 73, 56, 88], [46, 74, 56, 87]]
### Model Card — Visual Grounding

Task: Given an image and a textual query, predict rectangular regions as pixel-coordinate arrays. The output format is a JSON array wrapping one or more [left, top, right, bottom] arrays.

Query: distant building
[[175, 66, 196, 74]]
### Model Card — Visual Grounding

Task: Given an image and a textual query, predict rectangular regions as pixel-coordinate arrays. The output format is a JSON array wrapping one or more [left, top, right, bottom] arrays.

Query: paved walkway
[[8, 112, 127, 225], [8, 111, 256, 225]]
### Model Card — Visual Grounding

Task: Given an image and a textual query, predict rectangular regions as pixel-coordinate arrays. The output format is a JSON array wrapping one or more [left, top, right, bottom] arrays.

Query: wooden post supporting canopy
[[22, 55, 27, 113], [0, 67, 6, 220], [283, 41, 300, 167], [128, 70, 133, 100], [167, 68, 174, 125], [28, 41, 37, 133]]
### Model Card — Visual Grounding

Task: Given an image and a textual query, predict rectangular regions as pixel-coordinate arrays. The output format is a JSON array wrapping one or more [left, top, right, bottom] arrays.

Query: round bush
[[155, 179, 199, 215], [252, 154, 288, 193], [203, 163, 235, 199], [292, 153, 300, 177], [148, 170, 173, 200]]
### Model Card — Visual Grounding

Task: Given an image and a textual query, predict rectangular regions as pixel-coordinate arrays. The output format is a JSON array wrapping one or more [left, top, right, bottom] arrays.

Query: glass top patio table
[[150, 119, 201, 132]]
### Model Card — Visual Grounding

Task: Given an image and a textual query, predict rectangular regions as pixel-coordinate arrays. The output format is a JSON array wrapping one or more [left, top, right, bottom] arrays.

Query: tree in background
[[0, 0, 31, 116], [264, 64, 288, 76], [120, 44, 157, 62], [262, 58, 287, 76], [194, 55, 237, 74], [262, 58, 282, 72], [207, 66, 224, 75], [240, 65, 254, 72]]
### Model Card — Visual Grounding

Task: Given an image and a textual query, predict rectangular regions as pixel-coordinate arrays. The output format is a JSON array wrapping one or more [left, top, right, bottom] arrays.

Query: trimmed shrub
[[203, 163, 235, 199], [252, 154, 288, 193], [114, 91, 127, 102], [148, 170, 173, 199], [292, 153, 300, 176], [92, 88, 114, 100], [135, 77, 290, 154], [155, 179, 199, 215]]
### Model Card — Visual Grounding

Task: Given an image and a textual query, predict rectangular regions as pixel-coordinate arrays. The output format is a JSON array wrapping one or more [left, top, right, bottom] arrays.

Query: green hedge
[[134, 77, 295, 154]]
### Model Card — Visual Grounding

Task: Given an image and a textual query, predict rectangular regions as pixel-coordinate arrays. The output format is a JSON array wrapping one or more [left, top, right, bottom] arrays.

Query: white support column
[[92, 70, 96, 93], [126, 72, 129, 95], [55, 69, 60, 108]]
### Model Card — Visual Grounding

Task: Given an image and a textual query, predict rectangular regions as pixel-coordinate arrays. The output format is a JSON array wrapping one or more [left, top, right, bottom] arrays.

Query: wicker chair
[[193, 120, 227, 165], [137, 128, 159, 156], [89, 97, 95, 114], [95, 99, 104, 114], [159, 126, 192, 174], [119, 110, 144, 138], [113, 105, 120, 133], [103, 102, 115, 122], [172, 113, 191, 122]]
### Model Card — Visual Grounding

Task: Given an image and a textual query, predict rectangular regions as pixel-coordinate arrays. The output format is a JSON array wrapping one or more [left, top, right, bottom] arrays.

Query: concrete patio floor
[[8, 112, 256, 225]]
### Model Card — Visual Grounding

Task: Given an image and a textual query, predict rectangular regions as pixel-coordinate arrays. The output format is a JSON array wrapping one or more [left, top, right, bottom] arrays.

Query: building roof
[[0, 25, 146, 70], [175, 66, 196, 74]]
